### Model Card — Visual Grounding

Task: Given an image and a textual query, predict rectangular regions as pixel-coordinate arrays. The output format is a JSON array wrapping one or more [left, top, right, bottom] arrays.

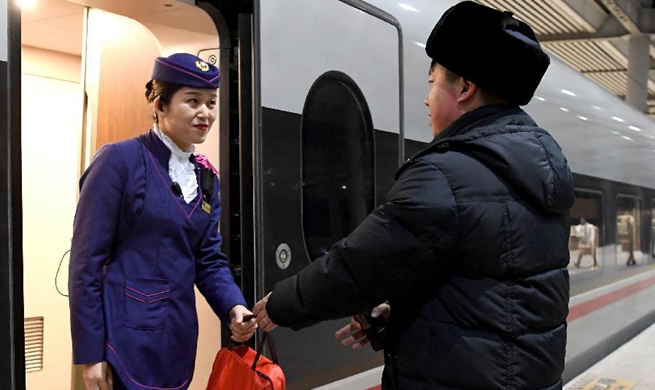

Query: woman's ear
[[154, 96, 166, 116]]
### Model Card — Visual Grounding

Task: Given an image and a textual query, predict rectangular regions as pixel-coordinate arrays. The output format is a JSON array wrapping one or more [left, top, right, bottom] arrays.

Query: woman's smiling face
[[157, 87, 218, 151]]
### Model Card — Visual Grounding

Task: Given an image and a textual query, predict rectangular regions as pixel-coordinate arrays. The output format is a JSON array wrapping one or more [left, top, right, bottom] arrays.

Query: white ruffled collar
[[153, 125, 198, 204], [154, 125, 195, 160]]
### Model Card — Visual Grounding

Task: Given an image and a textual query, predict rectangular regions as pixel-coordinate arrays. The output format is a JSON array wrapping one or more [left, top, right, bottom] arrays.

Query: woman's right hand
[[82, 361, 113, 390]]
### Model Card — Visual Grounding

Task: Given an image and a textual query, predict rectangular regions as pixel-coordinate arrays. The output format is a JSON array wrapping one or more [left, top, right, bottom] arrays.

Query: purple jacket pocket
[[124, 278, 170, 330]]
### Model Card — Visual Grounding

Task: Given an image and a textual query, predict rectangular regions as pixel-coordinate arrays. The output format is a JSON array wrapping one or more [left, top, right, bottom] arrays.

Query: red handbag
[[206, 332, 286, 390]]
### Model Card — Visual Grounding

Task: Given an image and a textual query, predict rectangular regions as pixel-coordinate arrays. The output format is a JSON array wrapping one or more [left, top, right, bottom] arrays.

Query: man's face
[[425, 63, 461, 137]]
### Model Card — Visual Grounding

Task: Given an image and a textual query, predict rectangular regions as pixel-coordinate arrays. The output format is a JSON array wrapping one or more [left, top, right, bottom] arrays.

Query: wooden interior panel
[[90, 10, 160, 151]]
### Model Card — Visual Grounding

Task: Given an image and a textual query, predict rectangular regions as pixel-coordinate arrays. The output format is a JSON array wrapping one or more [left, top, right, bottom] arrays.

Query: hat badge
[[195, 60, 210, 72]]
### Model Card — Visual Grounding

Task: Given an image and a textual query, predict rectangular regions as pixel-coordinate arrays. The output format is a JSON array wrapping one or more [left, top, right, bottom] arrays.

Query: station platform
[[564, 321, 655, 389]]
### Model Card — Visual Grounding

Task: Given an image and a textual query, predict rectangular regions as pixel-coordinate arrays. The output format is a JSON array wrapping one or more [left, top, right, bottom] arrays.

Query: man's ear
[[457, 79, 477, 103]]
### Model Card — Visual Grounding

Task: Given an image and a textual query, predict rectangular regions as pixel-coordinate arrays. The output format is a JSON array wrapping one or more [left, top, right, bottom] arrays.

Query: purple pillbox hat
[[425, 1, 549, 106], [152, 53, 219, 89]]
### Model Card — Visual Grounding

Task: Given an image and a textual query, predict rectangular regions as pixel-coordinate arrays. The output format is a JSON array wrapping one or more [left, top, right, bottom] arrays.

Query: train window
[[301, 71, 375, 260], [569, 190, 603, 273], [616, 196, 642, 268]]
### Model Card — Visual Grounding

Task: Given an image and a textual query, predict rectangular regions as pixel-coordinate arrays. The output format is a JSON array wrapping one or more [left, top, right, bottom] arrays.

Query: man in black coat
[[253, 2, 574, 389]]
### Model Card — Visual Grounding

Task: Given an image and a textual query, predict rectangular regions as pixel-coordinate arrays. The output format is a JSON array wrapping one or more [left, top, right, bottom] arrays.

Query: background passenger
[[575, 218, 598, 268], [253, 2, 574, 389], [69, 53, 256, 390]]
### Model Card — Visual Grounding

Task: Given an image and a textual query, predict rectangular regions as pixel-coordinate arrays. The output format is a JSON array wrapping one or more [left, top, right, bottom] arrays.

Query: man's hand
[[335, 303, 390, 350], [81, 361, 113, 390], [230, 304, 258, 342], [253, 292, 278, 332]]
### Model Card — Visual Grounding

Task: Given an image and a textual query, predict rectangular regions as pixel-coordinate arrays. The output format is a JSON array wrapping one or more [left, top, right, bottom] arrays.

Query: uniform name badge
[[202, 200, 211, 214]]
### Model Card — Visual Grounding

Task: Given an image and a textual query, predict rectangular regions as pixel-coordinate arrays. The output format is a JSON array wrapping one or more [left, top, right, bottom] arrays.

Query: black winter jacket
[[267, 105, 574, 390]]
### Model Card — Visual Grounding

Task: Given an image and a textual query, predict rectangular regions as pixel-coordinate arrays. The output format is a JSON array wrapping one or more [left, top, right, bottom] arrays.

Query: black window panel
[[616, 195, 642, 267], [301, 71, 375, 260], [571, 191, 604, 230]]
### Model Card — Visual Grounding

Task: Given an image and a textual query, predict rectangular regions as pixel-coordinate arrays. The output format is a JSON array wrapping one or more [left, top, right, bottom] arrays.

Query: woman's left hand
[[229, 305, 258, 342]]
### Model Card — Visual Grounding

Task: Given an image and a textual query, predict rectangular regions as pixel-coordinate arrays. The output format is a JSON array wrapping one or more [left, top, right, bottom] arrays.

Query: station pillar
[[626, 34, 650, 113]]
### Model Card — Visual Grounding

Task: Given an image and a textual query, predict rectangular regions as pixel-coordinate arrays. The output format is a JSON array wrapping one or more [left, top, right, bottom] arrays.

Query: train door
[[257, 0, 403, 387], [2, 1, 26, 390], [19, 1, 232, 389]]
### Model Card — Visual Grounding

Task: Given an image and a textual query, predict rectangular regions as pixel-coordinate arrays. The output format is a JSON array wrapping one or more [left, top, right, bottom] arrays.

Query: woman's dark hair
[[145, 79, 184, 122]]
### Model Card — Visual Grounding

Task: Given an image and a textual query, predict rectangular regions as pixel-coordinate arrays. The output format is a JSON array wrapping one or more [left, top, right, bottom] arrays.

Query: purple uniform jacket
[[69, 130, 246, 390]]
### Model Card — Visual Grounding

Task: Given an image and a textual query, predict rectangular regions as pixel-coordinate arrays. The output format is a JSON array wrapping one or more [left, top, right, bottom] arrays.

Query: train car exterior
[[2, 0, 655, 389], [249, 0, 655, 387]]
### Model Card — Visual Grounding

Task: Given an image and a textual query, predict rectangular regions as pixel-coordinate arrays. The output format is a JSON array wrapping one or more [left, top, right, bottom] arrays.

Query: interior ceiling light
[[611, 116, 625, 123], [560, 107, 569, 112], [628, 125, 641, 132], [561, 89, 576, 97], [577, 115, 588, 121], [18, 0, 37, 8]]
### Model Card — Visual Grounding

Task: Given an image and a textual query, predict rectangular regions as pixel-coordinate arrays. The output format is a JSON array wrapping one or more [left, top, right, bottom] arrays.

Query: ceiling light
[[611, 131, 621, 135], [592, 105, 602, 110], [560, 107, 569, 112], [414, 41, 426, 48], [621, 136, 632, 141], [399, 3, 420, 12], [534, 96, 545, 102], [611, 116, 625, 123], [17, 0, 36, 8], [577, 115, 588, 121], [561, 89, 576, 97], [628, 125, 641, 132]]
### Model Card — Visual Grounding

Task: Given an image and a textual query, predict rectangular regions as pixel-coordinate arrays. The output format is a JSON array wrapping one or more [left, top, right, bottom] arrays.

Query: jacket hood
[[412, 106, 574, 214]]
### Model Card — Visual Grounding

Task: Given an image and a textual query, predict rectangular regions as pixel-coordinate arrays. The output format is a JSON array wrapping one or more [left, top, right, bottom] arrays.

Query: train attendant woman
[[69, 53, 257, 390]]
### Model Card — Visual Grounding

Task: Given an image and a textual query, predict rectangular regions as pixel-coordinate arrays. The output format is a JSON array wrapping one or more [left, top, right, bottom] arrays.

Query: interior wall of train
[[19, 1, 226, 389]]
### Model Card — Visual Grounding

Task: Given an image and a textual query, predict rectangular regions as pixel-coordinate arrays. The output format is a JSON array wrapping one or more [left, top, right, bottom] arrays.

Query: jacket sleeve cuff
[[267, 275, 320, 331], [198, 276, 248, 325], [72, 336, 106, 364]]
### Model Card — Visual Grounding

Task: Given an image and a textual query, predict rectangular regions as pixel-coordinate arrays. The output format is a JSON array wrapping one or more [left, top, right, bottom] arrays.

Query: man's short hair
[[430, 59, 508, 105], [425, 1, 549, 106]]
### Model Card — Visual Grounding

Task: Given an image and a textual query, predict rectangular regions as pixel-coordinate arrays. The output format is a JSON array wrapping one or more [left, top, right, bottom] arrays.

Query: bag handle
[[251, 331, 279, 369], [267, 332, 279, 364]]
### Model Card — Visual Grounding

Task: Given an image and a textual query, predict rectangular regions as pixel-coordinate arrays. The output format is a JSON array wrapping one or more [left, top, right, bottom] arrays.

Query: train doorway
[[19, 1, 232, 388]]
